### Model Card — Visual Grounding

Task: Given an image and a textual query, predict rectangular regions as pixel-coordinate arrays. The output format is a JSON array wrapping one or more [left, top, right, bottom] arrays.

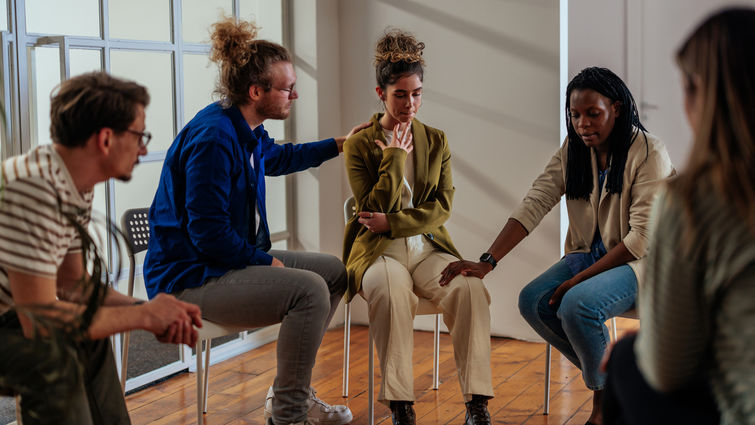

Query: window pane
[[29, 48, 103, 147], [110, 50, 174, 152], [28, 46, 59, 146], [182, 53, 216, 123], [87, 182, 111, 275], [70, 48, 102, 76], [110, 0, 170, 42], [240, 0, 283, 44], [0, 0, 8, 32], [26, 0, 100, 37], [113, 161, 161, 298], [0, 40, 12, 159], [182, 0, 232, 43], [113, 161, 162, 231], [266, 176, 286, 234]]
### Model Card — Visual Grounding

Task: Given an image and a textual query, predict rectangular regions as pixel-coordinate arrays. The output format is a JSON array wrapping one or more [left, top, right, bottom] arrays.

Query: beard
[[256, 97, 291, 120], [116, 160, 139, 182]]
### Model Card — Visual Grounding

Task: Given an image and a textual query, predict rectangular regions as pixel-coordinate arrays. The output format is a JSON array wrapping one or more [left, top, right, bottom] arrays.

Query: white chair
[[341, 197, 442, 425], [120, 208, 250, 424], [542, 309, 638, 414]]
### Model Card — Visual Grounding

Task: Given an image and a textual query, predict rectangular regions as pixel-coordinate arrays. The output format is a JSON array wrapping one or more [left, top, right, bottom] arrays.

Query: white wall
[[336, 0, 562, 340], [568, 1, 627, 81], [568, 0, 755, 170]]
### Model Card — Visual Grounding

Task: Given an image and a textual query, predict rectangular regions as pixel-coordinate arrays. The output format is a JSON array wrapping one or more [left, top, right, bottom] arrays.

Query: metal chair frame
[[341, 197, 441, 425], [542, 310, 638, 414], [120, 208, 249, 424]]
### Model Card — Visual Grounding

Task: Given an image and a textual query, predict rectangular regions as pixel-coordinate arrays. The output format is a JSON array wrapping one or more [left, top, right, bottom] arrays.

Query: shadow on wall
[[378, 0, 558, 71], [450, 154, 561, 268], [423, 87, 556, 147]]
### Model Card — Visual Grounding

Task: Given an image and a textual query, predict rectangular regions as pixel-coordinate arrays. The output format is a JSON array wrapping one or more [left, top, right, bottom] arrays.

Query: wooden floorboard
[[126, 319, 639, 425]]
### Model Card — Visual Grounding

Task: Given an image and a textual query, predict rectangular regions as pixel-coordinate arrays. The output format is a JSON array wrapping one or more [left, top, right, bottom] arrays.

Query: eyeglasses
[[271, 85, 297, 99], [125, 129, 152, 148]]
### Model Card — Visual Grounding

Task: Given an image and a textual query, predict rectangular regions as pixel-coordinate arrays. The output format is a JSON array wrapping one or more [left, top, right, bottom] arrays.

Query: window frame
[[0, 0, 293, 392]]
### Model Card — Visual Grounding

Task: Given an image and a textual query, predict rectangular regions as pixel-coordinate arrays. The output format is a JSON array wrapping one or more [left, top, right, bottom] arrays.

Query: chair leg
[[342, 302, 351, 398], [432, 313, 440, 390], [544, 343, 551, 415], [15, 395, 22, 425], [368, 327, 375, 425], [611, 317, 618, 341], [203, 342, 212, 413], [196, 339, 204, 424], [120, 331, 131, 393]]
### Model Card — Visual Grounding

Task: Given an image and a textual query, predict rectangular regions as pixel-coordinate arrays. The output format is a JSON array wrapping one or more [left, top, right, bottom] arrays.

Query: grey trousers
[[174, 250, 347, 425], [0, 312, 131, 425]]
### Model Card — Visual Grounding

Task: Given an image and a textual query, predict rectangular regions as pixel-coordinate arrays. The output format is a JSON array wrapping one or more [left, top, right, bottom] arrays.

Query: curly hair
[[374, 29, 425, 89], [210, 17, 290, 107], [564, 67, 646, 200]]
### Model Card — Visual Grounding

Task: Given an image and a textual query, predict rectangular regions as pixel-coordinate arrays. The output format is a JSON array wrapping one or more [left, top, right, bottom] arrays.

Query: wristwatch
[[479, 252, 497, 270]]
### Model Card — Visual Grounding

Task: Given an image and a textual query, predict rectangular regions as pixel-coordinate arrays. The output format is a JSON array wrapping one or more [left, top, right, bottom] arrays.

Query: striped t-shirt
[[0, 145, 93, 314]]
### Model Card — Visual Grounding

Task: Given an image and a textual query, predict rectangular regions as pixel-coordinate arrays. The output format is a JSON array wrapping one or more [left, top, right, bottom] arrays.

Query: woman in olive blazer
[[342, 30, 494, 425], [441, 67, 674, 425], [342, 112, 459, 299]]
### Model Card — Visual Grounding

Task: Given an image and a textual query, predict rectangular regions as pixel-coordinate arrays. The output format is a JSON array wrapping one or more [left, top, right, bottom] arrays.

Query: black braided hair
[[565, 67, 647, 200]]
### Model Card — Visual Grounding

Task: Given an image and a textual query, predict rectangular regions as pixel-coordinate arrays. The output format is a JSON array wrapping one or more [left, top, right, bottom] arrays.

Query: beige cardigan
[[510, 131, 674, 288]]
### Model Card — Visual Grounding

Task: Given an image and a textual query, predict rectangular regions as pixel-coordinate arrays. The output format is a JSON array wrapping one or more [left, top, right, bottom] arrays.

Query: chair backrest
[[121, 208, 151, 255], [344, 196, 356, 225]]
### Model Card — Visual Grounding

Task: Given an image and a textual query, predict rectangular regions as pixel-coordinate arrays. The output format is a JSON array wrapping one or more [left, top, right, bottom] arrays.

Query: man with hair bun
[[144, 18, 369, 425]]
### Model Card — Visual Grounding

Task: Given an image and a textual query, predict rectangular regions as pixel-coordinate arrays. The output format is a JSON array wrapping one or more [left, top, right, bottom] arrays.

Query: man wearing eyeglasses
[[143, 19, 370, 425], [0, 71, 202, 424]]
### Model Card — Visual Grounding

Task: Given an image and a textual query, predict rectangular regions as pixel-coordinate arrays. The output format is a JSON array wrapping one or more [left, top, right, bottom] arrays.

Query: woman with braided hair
[[441, 67, 675, 425], [343, 29, 495, 425]]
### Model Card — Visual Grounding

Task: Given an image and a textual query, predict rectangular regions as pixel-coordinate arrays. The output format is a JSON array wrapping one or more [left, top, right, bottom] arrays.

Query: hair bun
[[374, 29, 425, 66], [210, 18, 260, 67]]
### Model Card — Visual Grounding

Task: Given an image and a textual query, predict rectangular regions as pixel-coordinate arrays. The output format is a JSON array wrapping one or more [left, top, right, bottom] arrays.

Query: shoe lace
[[309, 388, 335, 411]]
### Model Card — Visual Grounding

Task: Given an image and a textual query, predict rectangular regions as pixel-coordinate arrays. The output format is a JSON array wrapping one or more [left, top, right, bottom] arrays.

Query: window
[[0, 0, 289, 391]]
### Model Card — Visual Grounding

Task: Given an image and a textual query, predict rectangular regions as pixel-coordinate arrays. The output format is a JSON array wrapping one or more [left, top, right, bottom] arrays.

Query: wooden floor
[[126, 320, 639, 425]]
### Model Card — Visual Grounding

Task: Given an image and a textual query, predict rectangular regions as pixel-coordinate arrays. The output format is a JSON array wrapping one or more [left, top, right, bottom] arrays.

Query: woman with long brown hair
[[603, 7, 755, 425]]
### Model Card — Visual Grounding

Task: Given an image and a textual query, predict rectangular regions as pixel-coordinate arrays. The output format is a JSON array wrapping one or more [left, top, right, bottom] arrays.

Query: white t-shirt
[[382, 125, 433, 256], [0, 145, 93, 314]]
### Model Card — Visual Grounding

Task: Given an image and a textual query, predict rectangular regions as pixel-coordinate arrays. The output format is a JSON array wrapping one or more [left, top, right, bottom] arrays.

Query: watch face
[[480, 253, 496, 268]]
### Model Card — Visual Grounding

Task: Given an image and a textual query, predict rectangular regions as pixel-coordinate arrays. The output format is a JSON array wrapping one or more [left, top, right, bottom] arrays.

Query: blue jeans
[[518, 259, 637, 390]]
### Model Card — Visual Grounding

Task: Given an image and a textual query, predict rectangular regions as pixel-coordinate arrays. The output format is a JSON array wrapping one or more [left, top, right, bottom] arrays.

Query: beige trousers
[[362, 237, 494, 404]]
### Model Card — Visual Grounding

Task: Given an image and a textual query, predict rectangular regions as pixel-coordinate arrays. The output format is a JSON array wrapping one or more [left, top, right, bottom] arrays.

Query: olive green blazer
[[342, 113, 461, 301]]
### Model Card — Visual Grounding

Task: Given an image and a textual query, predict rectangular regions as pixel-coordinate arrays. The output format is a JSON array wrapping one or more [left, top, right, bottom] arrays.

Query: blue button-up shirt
[[143, 102, 338, 298]]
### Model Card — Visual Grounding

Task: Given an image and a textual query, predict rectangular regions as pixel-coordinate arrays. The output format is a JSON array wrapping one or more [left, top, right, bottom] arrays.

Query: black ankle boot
[[390, 400, 416, 425], [464, 394, 492, 425]]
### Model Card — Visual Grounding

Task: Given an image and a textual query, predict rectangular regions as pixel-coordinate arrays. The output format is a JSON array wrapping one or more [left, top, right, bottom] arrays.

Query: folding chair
[[340, 197, 442, 425], [120, 208, 249, 423]]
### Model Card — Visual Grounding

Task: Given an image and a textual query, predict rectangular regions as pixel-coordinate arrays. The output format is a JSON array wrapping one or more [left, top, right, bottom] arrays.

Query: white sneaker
[[264, 386, 353, 425]]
